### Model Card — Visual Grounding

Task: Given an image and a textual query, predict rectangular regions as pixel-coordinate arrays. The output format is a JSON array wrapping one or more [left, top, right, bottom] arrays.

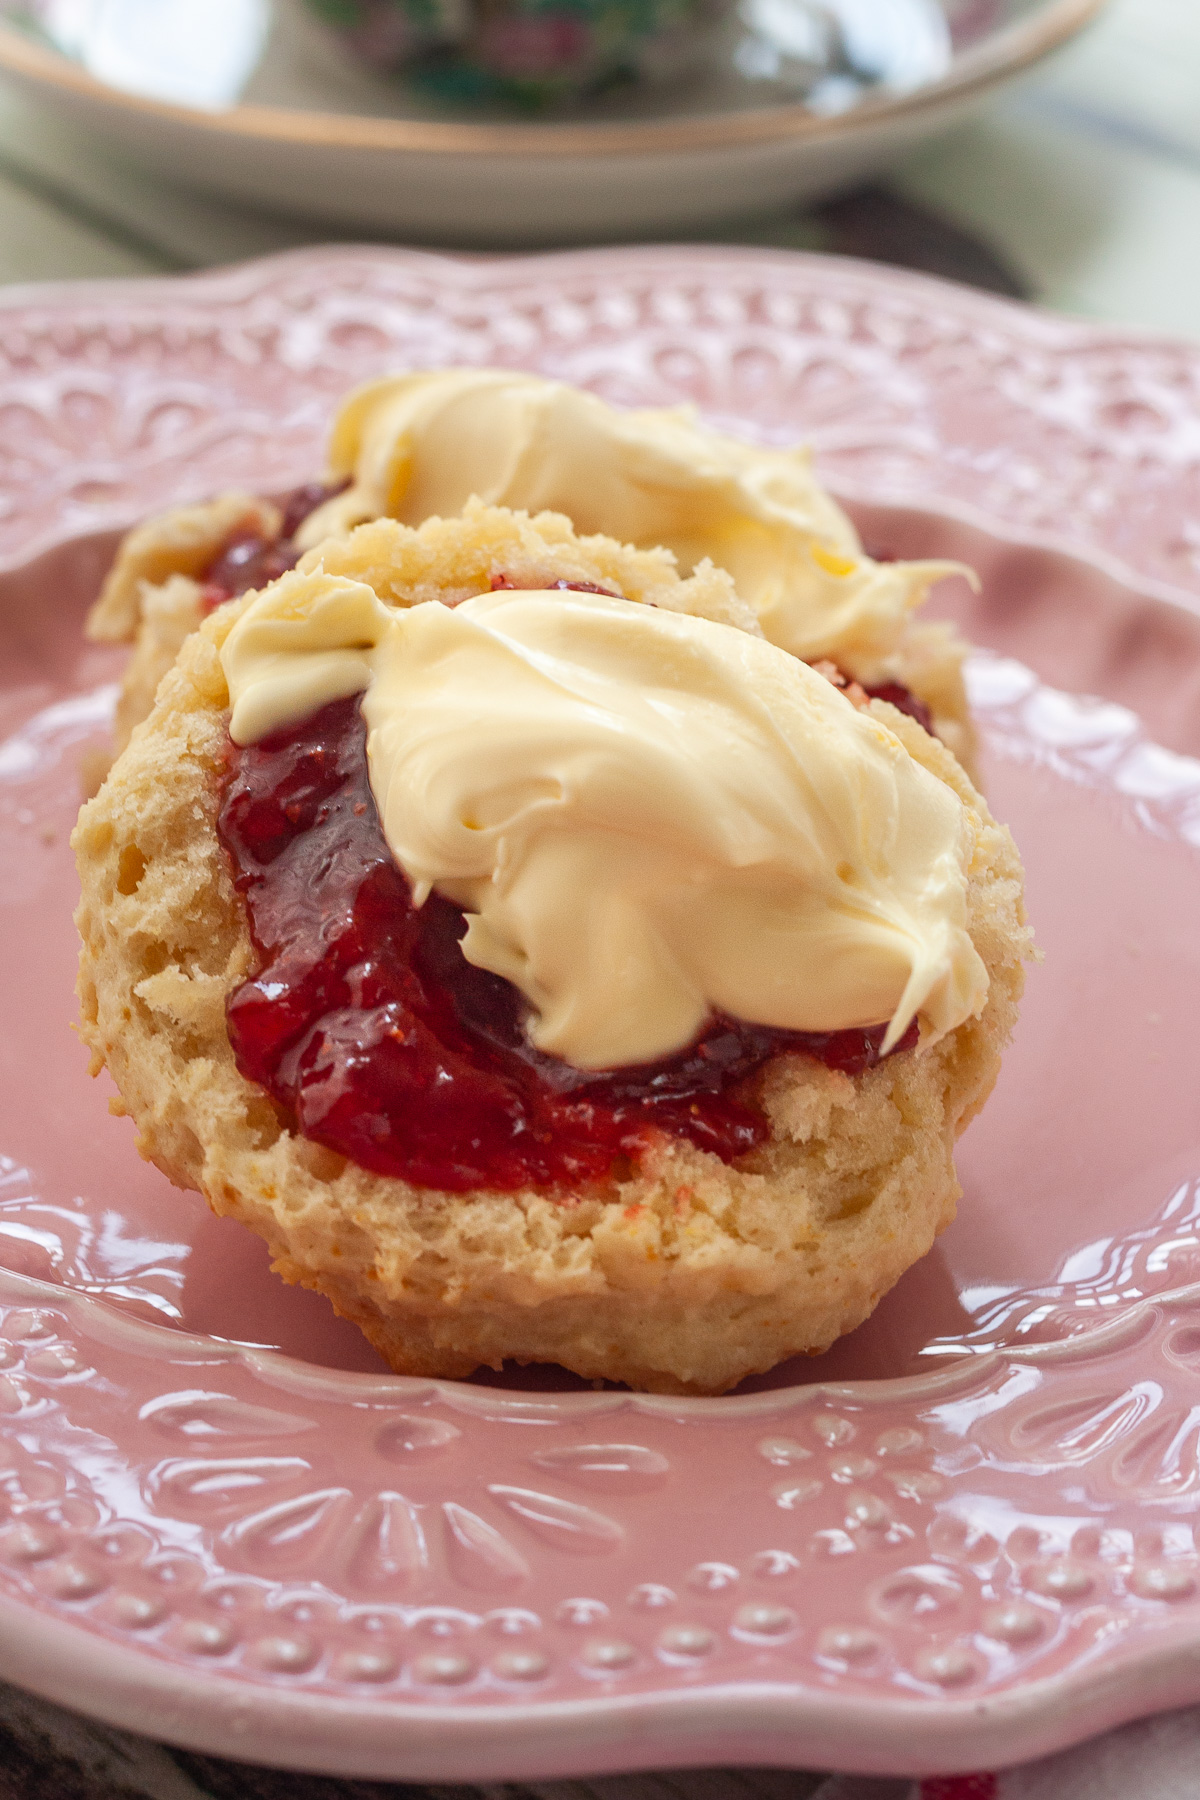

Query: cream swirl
[[222, 571, 988, 1071], [294, 369, 963, 679]]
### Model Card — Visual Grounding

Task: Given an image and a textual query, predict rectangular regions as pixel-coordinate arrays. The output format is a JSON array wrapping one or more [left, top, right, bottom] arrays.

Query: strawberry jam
[[199, 481, 348, 612], [217, 694, 916, 1195], [863, 680, 934, 735]]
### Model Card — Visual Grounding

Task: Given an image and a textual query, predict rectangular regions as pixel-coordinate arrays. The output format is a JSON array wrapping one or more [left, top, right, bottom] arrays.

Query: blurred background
[[0, 0, 1194, 338]]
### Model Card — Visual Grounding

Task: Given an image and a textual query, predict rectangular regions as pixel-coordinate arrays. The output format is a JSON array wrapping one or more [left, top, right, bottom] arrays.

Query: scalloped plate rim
[[5, 238, 1200, 624], [4, 239, 1200, 1781], [6, 1578, 1200, 1784]]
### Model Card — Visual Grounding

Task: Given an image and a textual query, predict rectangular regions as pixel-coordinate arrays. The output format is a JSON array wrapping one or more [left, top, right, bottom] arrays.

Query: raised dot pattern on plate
[[2, 1285, 1200, 1712], [4, 245, 1200, 601], [4, 247, 1200, 1770]]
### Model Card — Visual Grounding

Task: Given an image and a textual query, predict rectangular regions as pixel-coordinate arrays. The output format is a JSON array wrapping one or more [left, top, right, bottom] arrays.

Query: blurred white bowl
[[0, 0, 1105, 244]]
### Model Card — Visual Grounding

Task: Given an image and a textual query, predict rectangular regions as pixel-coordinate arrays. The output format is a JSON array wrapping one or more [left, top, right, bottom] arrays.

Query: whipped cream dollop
[[222, 572, 988, 1071], [294, 369, 962, 679]]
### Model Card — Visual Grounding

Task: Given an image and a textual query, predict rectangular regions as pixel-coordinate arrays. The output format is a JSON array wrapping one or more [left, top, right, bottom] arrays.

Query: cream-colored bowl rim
[[0, 0, 1104, 160]]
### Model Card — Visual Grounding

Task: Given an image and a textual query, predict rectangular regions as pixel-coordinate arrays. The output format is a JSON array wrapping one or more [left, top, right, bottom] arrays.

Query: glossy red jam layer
[[862, 680, 934, 734], [199, 482, 347, 612], [217, 695, 916, 1194]]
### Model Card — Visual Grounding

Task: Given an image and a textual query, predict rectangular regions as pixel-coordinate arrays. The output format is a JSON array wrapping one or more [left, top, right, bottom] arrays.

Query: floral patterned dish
[[0, 0, 1103, 238]]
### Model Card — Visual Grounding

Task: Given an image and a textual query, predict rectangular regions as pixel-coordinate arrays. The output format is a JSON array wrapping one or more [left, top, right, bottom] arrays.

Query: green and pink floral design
[[304, 0, 723, 106]]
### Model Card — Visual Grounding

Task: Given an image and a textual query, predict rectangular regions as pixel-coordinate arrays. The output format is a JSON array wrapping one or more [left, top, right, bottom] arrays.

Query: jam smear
[[490, 573, 621, 597], [811, 656, 935, 737], [199, 480, 349, 613], [218, 695, 916, 1195], [863, 679, 934, 735]]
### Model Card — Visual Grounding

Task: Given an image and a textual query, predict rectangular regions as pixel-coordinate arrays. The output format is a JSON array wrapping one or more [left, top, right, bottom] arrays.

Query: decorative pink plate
[[2, 245, 1200, 1783]]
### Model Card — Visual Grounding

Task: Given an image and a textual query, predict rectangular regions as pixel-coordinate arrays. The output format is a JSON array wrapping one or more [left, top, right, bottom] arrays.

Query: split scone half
[[84, 368, 978, 784], [74, 503, 1031, 1395]]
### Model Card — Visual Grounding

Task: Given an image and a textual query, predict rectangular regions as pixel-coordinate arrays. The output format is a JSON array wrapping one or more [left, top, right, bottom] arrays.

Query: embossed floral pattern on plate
[[1, 245, 1200, 1781]]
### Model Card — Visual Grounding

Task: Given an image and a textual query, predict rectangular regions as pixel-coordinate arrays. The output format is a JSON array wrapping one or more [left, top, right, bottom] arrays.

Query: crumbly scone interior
[[74, 504, 1030, 1395], [85, 486, 980, 784], [84, 493, 280, 787]]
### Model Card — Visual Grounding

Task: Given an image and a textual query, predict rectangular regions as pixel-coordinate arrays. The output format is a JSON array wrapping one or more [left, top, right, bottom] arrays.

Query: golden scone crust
[[84, 493, 281, 785], [73, 505, 1030, 1395]]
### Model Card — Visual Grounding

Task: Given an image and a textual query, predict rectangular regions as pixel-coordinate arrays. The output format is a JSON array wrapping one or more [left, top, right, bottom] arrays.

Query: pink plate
[[2, 245, 1200, 1782]]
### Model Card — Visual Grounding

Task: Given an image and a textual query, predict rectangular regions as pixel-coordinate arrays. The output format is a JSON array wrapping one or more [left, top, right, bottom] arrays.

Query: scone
[[73, 503, 1031, 1395], [84, 369, 977, 781]]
